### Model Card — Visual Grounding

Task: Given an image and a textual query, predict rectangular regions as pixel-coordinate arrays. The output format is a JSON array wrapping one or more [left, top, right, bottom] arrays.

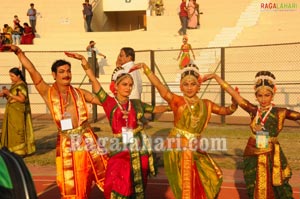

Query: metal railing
[[0, 42, 299, 124]]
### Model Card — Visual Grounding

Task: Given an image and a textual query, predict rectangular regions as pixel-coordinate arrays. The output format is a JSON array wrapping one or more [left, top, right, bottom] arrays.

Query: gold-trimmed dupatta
[[48, 84, 108, 197]]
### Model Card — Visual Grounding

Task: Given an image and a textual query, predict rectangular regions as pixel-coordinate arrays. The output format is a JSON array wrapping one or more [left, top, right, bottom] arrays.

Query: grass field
[[24, 119, 300, 171]]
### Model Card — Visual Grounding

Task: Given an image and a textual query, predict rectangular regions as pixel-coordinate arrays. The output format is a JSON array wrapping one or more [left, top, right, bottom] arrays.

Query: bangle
[[166, 106, 172, 112], [14, 48, 23, 55], [34, 78, 43, 86], [229, 104, 237, 112], [144, 67, 152, 76], [90, 95, 95, 103], [221, 82, 228, 89], [81, 63, 90, 70]]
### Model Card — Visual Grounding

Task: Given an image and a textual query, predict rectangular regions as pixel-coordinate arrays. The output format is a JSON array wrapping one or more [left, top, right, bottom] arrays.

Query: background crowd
[[0, 3, 36, 49]]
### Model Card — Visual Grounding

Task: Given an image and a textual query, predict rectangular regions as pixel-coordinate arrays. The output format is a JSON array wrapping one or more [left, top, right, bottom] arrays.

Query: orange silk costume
[[48, 84, 108, 199], [164, 94, 236, 199], [179, 43, 192, 69]]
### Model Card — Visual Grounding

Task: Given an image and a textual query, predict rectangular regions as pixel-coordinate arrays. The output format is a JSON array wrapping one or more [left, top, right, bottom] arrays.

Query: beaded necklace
[[255, 105, 273, 131], [114, 97, 131, 127]]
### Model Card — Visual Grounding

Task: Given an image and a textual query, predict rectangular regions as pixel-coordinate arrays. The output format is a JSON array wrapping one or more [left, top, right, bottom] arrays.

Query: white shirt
[[122, 61, 143, 100], [87, 47, 99, 58]]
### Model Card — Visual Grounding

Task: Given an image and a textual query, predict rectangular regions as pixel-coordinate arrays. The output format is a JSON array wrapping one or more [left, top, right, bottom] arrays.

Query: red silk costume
[[96, 87, 156, 199]]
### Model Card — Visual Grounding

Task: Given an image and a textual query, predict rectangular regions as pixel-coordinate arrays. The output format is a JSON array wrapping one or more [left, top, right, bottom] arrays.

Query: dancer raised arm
[[6, 44, 108, 199], [65, 51, 101, 92], [206, 71, 300, 198], [136, 62, 238, 199], [67, 51, 170, 199], [202, 73, 244, 105]]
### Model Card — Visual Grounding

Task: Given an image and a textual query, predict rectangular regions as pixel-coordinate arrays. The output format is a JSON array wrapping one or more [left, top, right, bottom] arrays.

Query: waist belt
[[60, 123, 90, 136], [113, 126, 144, 138], [170, 127, 201, 140]]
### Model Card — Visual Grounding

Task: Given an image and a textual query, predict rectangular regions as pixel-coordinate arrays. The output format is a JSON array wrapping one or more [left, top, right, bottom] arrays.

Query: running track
[[29, 165, 299, 199]]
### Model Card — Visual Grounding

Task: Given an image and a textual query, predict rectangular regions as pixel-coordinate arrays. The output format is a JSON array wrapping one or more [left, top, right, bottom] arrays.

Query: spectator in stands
[[21, 23, 35, 44], [187, 0, 198, 29], [0, 67, 36, 157], [86, 40, 106, 76], [194, 0, 203, 28], [7, 44, 109, 199], [178, 0, 188, 35], [13, 15, 21, 26], [0, 35, 6, 50], [206, 71, 300, 199], [2, 24, 13, 44], [11, 23, 23, 45], [27, 3, 37, 33], [154, 0, 164, 16], [177, 35, 195, 69], [0, 34, 11, 51], [82, 0, 93, 32]]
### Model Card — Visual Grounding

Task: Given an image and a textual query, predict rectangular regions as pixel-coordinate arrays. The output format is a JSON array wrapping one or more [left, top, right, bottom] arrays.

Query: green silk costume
[[164, 94, 225, 199], [240, 99, 300, 199]]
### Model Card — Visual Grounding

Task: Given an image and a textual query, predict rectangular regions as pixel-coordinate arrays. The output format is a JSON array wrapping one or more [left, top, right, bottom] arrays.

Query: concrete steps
[[232, 0, 300, 45], [192, 0, 270, 75]]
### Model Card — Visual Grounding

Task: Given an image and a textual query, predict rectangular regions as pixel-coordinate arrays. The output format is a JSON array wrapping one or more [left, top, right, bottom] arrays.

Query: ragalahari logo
[[260, 2, 298, 11]]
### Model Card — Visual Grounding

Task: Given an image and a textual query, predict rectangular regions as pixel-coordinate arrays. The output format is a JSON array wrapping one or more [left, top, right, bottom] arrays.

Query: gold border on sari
[[272, 143, 283, 186], [255, 154, 268, 198], [181, 150, 193, 199]]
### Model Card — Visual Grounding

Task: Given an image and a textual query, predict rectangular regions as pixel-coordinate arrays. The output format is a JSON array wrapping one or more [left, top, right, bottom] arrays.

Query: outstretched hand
[[130, 63, 147, 73], [64, 52, 85, 60], [132, 63, 144, 70], [2, 44, 20, 54], [202, 73, 215, 83], [0, 44, 11, 52], [65, 52, 89, 67]]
